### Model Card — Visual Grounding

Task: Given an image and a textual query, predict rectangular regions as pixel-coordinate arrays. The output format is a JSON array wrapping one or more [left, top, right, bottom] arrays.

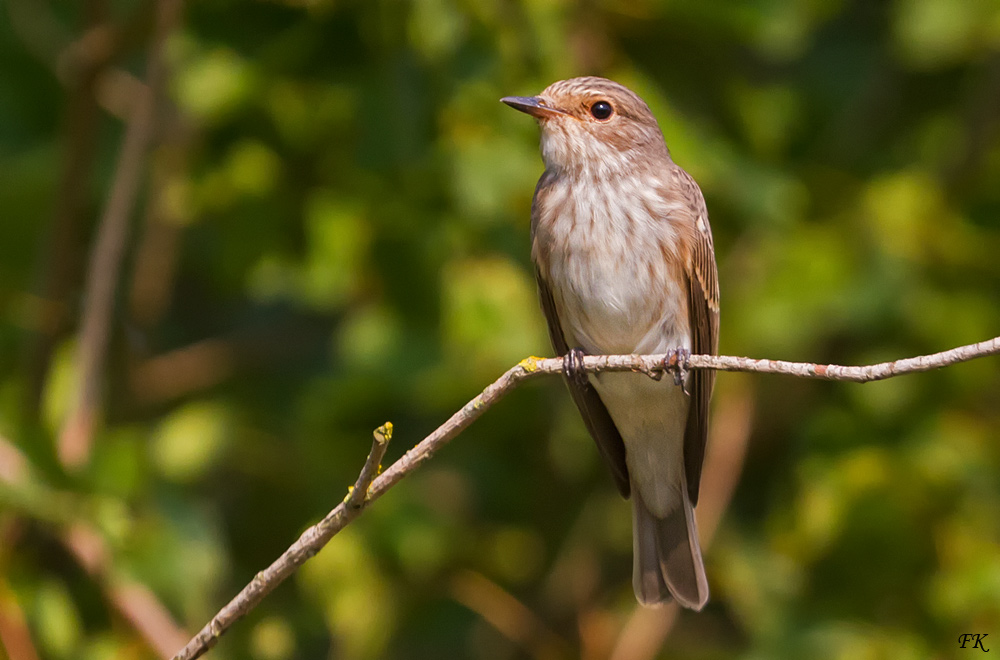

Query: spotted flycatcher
[[502, 77, 719, 609]]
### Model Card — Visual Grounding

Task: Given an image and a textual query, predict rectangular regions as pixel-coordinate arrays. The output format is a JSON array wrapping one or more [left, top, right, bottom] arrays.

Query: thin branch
[[171, 335, 1000, 660], [565, 334, 1000, 383]]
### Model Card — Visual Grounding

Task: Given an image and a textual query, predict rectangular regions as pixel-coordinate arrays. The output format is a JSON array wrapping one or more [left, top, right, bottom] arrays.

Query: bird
[[502, 77, 719, 609]]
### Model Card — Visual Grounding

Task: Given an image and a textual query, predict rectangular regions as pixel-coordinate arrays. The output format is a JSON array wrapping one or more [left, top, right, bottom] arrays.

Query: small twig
[[171, 335, 1000, 659], [347, 422, 393, 510]]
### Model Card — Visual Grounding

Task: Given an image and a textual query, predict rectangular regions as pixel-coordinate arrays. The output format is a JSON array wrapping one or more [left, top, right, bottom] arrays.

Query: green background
[[1, 0, 998, 658]]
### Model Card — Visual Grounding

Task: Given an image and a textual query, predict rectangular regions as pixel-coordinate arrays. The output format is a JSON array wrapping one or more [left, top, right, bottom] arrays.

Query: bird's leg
[[562, 347, 590, 389], [663, 348, 691, 394]]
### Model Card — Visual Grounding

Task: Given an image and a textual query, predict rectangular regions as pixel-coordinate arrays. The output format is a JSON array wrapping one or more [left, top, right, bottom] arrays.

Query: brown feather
[[678, 169, 719, 505]]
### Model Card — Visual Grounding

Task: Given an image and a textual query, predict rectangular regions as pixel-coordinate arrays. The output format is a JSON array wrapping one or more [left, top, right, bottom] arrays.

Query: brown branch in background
[[127, 318, 333, 407], [0, 574, 41, 660], [6, 0, 154, 76], [11, 0, 161, 403], [64, 524, 189, 658], [127, 46, 195, 335], [170, 335, 999, 660], [10, 0, 163, 413], [57, 0, 183, 469], [23, 0, 109, 414], [0, 437, 188, 659], [450, 570, 570, 660], [128, 121, 192, 331], [130, 338, 237, 403], [0, 480, 35, 660]]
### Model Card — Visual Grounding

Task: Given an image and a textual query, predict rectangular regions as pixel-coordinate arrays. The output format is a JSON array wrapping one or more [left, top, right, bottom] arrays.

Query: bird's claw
[[663, 348, 691, 394], [563, 347, 590, 389]]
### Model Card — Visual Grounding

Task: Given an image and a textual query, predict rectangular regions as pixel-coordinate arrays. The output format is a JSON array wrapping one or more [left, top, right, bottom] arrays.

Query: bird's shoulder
[[657, 165, 718, 311]]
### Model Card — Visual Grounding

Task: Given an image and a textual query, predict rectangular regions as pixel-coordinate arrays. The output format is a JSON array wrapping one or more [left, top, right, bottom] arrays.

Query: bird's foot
[[641, 358, 665, 381], [663, 348, 691, 394], [562, 347, 590, 389]]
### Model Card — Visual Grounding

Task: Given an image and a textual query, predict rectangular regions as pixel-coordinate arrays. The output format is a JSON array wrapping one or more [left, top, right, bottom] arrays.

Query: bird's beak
[[500, 96, 569, 119]]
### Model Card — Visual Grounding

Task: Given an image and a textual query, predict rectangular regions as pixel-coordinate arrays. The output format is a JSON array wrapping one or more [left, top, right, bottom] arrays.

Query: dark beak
[[500, 95, 568, 119]]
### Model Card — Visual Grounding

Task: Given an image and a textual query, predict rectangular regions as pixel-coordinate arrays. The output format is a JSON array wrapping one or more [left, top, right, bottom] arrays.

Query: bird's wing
[[680, 174, 720, 506], [535, 271, 631, 497]]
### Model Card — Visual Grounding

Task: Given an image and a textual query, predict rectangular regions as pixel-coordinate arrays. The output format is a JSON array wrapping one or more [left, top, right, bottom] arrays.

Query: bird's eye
[[590, 101, 614, 120]]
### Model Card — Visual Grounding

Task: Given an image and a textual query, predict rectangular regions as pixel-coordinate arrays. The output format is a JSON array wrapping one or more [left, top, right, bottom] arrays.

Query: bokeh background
[[2, 0, 999, 658]]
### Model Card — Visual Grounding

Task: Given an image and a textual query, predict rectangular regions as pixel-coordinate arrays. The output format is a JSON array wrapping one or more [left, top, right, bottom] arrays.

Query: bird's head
[[502, 77, 670, 178]]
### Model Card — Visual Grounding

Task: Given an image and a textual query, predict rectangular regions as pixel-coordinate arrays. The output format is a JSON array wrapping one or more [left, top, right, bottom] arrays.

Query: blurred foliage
[[1, 0, 999, 659]]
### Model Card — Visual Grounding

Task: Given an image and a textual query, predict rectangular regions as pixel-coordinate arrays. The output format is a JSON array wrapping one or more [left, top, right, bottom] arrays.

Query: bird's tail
[[631, 484, 708, 609]]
